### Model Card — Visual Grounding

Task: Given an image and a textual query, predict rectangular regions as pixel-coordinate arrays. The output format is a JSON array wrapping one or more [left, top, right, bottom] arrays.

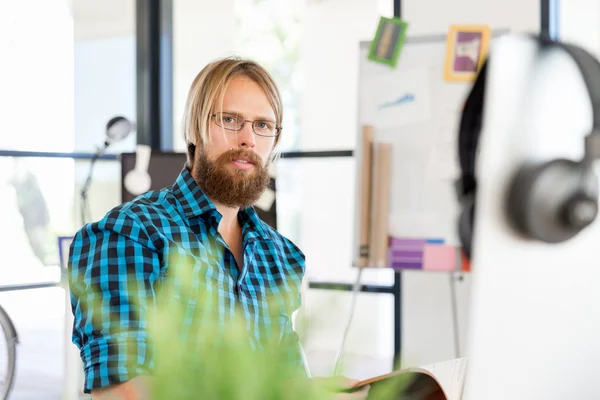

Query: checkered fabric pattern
[[68, 167, 306, 393]]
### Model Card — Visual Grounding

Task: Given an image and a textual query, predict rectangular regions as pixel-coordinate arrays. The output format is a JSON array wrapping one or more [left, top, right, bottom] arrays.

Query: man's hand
[[91, 376, 151, 400], [311, 376, 370, 399]]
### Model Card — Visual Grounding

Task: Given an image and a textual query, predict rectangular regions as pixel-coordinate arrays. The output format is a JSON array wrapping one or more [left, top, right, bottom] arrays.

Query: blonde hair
[[182, 56, 284, 166]]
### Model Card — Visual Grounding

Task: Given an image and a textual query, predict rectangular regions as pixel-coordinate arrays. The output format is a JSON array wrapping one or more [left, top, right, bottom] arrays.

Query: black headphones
[[456, 35, 600, 259]]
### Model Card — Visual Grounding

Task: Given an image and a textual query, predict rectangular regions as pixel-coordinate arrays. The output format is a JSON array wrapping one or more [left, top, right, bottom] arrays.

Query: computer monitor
[[119, 151, 277, 229], [461, 35, 600, 399]]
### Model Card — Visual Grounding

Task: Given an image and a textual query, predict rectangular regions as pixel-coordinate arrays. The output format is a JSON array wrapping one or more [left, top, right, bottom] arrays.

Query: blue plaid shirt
[[68, 168, 306, 393]]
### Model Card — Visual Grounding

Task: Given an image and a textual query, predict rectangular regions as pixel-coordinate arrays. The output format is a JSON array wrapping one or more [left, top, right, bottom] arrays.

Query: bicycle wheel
[[0, 306, 17, 400]]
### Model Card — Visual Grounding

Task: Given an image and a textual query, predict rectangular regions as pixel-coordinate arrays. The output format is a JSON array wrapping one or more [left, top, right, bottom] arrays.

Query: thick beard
[[192, 147, 270, 209]]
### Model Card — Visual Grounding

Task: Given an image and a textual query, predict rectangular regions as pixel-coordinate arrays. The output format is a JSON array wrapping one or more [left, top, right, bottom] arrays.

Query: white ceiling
[[71, 0, 388, 40], [73, 0, 135, 40]]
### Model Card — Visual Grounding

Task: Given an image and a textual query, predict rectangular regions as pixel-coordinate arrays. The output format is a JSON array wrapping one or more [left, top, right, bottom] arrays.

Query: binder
[[359, 125, 375, 267], [369, 141, 393, 268]]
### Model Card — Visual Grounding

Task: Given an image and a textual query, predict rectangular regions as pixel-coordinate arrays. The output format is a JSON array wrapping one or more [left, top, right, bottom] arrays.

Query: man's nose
[[237, 122, 256, 148]]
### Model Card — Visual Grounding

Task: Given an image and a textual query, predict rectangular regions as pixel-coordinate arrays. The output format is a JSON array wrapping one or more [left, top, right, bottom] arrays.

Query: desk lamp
[[80, 116, 136, 225]]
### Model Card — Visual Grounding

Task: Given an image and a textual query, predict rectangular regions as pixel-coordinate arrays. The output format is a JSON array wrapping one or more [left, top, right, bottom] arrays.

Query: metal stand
[[308, 270, 403, 370]]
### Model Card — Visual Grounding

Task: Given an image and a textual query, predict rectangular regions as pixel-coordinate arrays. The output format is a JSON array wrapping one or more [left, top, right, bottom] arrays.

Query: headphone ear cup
[[458, 194, 475, 259], [505, 162, 544, 238], [506, 159, 599, 242]]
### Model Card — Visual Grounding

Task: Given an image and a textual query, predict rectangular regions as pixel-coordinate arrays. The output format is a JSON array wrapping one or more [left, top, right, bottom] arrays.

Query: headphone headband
[[457, 35, 600, 199], [456, 34, 600, 258], [456, 59, 488, 200]]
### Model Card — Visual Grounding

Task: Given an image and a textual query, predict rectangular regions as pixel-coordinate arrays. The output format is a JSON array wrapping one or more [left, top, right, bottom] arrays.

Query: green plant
[[148, 261, 323, 400], [145, 258, 412, 400]]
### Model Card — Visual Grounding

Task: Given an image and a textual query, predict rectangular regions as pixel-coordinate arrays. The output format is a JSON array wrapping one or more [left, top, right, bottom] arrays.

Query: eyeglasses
[[210, 112, 281, 138]]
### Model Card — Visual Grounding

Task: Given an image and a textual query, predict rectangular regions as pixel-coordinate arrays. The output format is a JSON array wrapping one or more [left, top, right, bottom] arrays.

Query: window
[[233, 0, 305, 152], [0, 156, 122, 286], [0, 0, 74, 152], [73, 0, 137, 154]]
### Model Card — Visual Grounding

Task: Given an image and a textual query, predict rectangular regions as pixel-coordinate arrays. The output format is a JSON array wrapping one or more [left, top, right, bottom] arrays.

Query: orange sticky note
[[461, 250, 471, 272], [422, 245, 456, 271]]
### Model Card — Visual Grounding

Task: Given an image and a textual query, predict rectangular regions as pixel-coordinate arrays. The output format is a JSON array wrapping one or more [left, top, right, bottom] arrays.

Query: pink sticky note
[[422, 245, 456, 271]]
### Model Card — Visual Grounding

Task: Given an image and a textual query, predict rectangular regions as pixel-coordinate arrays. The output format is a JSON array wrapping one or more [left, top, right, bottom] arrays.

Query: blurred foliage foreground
[[145, 263, 413, 400]]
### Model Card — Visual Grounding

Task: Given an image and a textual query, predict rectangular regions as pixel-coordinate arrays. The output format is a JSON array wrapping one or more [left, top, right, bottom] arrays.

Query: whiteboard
[[353, 32, 507, 269]]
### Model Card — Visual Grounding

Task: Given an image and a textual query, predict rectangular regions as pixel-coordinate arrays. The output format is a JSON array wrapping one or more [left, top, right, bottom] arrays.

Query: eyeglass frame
[[209, 112, 282, 138]]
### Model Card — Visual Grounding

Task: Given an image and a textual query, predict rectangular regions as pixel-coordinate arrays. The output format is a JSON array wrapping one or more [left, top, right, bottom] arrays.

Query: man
[[68, 57, 369, 399]]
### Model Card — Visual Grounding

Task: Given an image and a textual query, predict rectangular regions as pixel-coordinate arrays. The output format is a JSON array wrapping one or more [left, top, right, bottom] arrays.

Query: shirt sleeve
[[277, 238, 309, 378], [280, 325, 309, 378], [68, 210, 161, 393], [277, 289, 310, 379]]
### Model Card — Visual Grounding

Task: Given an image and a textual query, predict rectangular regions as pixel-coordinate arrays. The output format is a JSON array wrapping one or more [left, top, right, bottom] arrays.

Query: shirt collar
[[172, 167, 219, 219], [239, 206, 272, 241], [172, 167, 272, 241]]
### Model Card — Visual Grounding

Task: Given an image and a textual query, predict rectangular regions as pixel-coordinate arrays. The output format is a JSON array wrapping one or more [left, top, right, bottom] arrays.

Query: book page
[[417, 358, 467, 400], [352, 357, 466, 400]]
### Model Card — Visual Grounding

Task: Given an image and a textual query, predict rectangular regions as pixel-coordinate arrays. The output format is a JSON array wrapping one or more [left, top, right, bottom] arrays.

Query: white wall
[[404, 0, 538, 35], [298, 0, 540, 375], [558, 0, 600, 57]]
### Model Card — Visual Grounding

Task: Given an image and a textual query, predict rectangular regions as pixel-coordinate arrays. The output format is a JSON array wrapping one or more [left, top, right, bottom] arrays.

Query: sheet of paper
[[361, 68, 433, 130], [422, 244, 457, 271], [388, 213, 442, 239], [424, 105, 462, 181]]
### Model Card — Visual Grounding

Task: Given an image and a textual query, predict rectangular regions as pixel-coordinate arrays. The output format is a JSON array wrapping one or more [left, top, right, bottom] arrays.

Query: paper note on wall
[[424, 105, 462, 181], [422, 244, 456, 271], [388, 237, 445, 270], [362, 68, 433, 130]]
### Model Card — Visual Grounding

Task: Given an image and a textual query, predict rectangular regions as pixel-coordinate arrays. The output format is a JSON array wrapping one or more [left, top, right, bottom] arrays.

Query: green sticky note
[[368, 17, 409, 68]]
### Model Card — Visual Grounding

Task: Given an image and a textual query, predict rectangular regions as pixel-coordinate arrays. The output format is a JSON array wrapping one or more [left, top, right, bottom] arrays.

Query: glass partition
[[276, 156, 393, 286], [74, 158, 123, 226], [0, 156, 121, 288], [73, 0, 137, 155]]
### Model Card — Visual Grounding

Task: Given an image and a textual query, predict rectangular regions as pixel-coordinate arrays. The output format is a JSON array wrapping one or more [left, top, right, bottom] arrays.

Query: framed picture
[[368, 17, 409, 68], [444, 24, 491, 81]]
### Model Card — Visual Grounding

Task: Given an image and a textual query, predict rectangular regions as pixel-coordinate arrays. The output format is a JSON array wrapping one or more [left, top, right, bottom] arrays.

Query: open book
[[347, 358, 467, 400]]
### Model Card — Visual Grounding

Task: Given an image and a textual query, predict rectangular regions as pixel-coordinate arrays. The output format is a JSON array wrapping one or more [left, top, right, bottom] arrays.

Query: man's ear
[[186, 142, 196, 168]]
